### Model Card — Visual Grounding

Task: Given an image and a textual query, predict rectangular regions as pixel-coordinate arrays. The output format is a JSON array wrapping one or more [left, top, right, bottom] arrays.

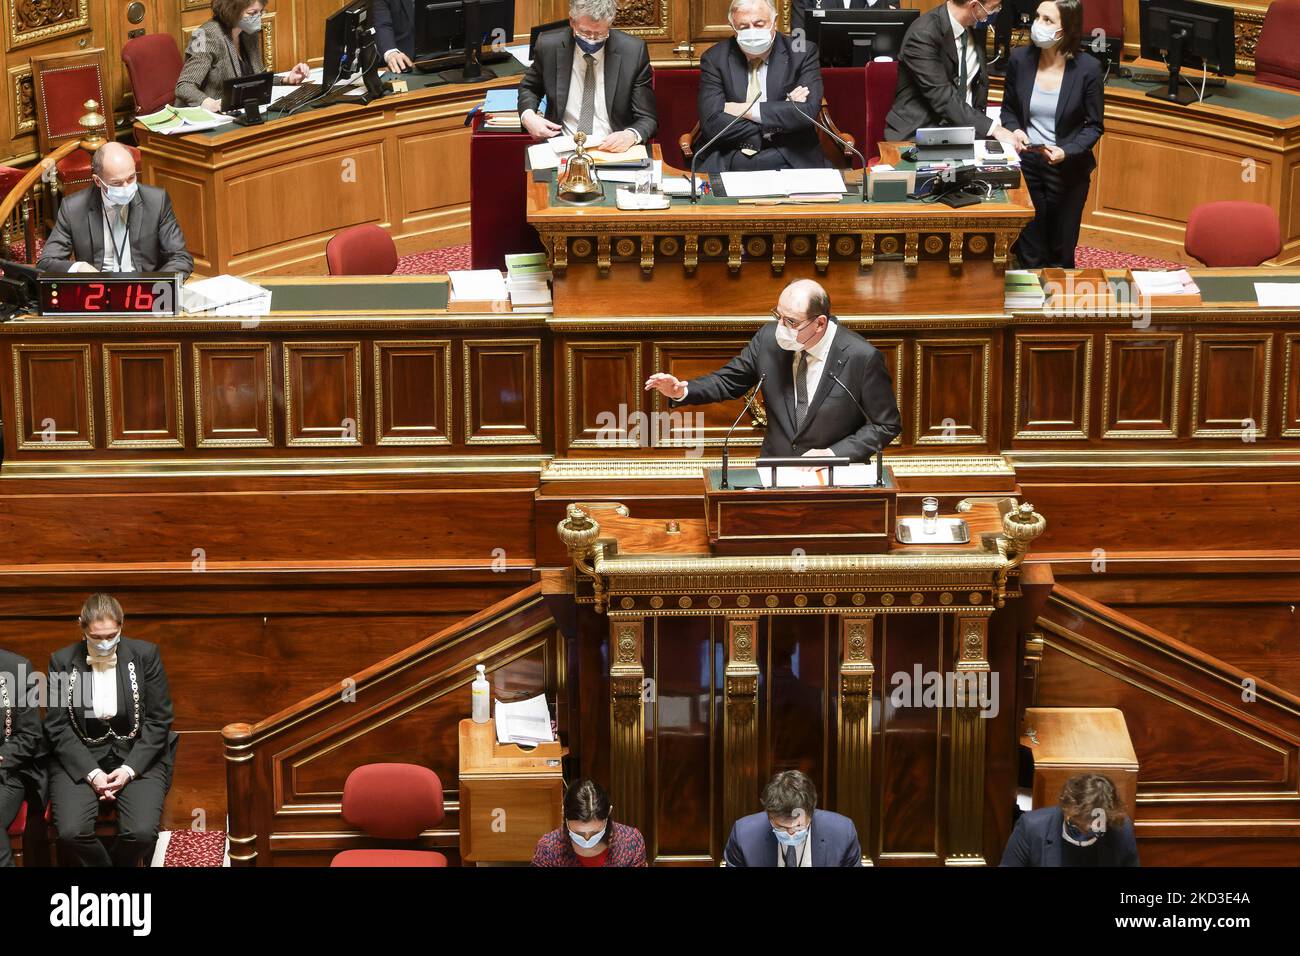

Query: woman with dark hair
[[999, 0, 1104, 267], [531, 778, 647, 867], [175, 0, 310, 111], [1000, 772, 1140, 866]]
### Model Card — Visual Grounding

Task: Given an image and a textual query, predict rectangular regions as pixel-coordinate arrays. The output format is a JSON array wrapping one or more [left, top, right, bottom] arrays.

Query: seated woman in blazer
[[1001, 772, 1140, 866], [999, 0, 1104, 268], [175, 0, 311, 112]]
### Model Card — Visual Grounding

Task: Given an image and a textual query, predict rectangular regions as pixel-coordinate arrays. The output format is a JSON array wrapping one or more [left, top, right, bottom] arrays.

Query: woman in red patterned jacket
[[531, 778, 647, 867]]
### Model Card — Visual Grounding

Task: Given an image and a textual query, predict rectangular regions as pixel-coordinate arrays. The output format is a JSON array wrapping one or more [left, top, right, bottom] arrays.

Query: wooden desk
[[1022, 707, 1138, 819], [135, 71, 521, 278], [527, 144, 1035, 316], [458, 718, 566, 864], [1080, 64, 1300, 265]]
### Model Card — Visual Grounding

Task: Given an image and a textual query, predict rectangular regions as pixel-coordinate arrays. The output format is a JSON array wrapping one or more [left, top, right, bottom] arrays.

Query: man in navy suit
[[724, 769, 863, 866], [373, 0, 416, 74], [1001, 772, 1140, 866]]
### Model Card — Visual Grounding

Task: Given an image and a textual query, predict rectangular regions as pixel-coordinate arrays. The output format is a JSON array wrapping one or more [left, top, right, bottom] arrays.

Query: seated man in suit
[[645, 279, 901, 463], [697, 0, 825, 172], [883, 0, 1017, 148], [45, 593, 177, 867], [373, 0, 416, 74], [725, 769, 862, 866], [790, 0, 901, 41], [517, 0, 657, 154], [0, 646, 44, 868], [1000, 772, 1140, 866], [37, 143, 194, 278]]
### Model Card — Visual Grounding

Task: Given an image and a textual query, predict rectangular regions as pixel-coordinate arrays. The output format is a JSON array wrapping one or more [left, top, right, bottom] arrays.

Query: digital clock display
[[38, 273, 181, 316]]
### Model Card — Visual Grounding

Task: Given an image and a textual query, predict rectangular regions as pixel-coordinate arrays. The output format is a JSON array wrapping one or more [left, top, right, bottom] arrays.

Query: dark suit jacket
[[0, 649, 46, 803], [884, 4, 993, 140], [37, 184, 194, 277], [673, 319, 902, 461], [791, 0, 901, 39], [174, 18, 264, 107], [999, 46, 1105, 174], [1000, 807, 1140, 866], [44, 638, 177, 784], [697, 32, 826, 171], [517, 28, 657, 143], [372, 0, 415, 58], [725, 808, 863, 866]]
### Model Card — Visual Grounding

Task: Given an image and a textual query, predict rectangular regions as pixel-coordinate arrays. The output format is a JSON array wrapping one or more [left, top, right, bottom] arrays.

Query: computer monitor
[[323, 0, 376, 88], [806, 9, 919, 68], [221, 71, 274, 126], [0, 259, 39, 320], [1139, 0, 1235, 104], [414, 0, 515, 80]]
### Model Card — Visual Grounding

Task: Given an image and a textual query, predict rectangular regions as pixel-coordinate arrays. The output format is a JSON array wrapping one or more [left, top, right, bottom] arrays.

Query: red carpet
[[396, 243, 1183, 276], [159, 829, 227, 867]]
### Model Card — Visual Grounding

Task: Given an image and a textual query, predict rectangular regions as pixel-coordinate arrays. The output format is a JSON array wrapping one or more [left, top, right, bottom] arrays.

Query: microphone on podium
[[689, 88, 764, 205], [719, 372, 767, 489]]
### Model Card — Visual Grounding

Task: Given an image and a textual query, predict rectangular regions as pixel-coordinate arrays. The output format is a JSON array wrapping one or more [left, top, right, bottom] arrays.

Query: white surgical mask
[[775, 321, 811, 352], [87, 630, 121, 656], [99, 180, 138, 207], [735, 26, 774, 57], [239, 12, 262, 33], [1030, 21, 1062, 48], [570, 826, 606, 849]]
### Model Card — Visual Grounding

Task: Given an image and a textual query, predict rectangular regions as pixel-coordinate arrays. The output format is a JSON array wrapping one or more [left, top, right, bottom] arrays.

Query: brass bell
[[79, 99, 107, 150], [558, 130, 601, 202]]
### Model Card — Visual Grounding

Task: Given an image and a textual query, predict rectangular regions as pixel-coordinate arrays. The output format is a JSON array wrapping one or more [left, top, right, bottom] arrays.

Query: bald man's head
[[91, 142, 137, 186], [778, 279, 831, 323]]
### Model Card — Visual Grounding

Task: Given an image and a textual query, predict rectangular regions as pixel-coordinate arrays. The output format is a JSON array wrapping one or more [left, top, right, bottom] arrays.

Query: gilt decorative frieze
[[612, 0, 669, 39], [8, 0, 89, 49], [9, 66, 36, 137]]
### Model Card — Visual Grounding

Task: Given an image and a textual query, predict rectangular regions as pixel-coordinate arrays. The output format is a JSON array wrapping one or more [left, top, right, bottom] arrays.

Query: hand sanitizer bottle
[[472, 664, 490, 723]]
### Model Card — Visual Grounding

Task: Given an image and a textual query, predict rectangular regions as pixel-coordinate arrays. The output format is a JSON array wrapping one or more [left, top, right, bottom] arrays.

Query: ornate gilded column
[[723, 618, 760, 837], [609, 619, 646, 835], [837, 616, 875, 863], [947, 613, 991, 865]]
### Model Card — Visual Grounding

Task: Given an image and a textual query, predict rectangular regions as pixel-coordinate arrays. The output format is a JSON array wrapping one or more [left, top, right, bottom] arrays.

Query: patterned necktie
[[578, 53, 597, 135], [794, 351, 809, 430], [958, 30, 970, 103], [784, 844, 799, 867], [740, 61, 761, 157]]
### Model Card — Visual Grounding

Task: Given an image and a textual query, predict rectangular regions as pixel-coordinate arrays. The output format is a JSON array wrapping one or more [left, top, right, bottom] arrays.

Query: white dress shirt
[[796, 318, 837, 406], [775, 826, 813, 866], [84, 650, 137, 784], [521, 41, 642, 144], [101, 201, 133, 272], [947, 8, 1001, 131]]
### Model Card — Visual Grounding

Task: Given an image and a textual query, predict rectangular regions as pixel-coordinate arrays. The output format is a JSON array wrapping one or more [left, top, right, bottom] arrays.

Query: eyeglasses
[[771, 308, 814, 331]]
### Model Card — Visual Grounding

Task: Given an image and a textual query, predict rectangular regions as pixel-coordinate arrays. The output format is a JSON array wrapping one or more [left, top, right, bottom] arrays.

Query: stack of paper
[[1131, 270, 1200, 297], [182, 275, 272, 315], [758, 461, 878, 488], [1004, 270, 1046, 309], [548, 136, 650, 167], [137, 105, 226, 135], [495, 694, 554, 747], [480, 88, 522, 131], [505, 252, 552, 311], [448, 269, 508, 302], [718, 168, 846, 198], [1254, 282, 1300, 307]]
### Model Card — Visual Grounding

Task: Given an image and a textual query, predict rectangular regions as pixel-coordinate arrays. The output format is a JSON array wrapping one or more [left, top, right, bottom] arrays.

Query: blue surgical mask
[[98, 180, 137, 207], [772, 827, 809, 847], [239, 12, 262, 33], [574, 34, 606, 55], [972, 1, 993, 27], [1063, 820, 1099, 846], [570, 825, 607, 849]]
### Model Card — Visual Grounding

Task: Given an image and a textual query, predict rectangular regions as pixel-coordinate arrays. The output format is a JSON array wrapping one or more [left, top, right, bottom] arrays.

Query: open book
[[137, 105, 226, 135]]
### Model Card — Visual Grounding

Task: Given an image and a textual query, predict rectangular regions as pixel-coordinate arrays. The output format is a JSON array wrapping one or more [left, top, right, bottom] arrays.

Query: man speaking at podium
[[645, 279, 901, 462]]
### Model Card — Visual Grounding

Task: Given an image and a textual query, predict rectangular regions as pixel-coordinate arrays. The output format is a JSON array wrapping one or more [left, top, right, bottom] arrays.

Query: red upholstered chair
[[1081, 0, 1124, 40], [1184, 201, 1282, 266], [1255, 0, 1300, 92], [820, 66, 868, 162], [652, 68, 702, 171], [122, 34, 185, 115], [0, 164, 43, 263], [864, 59, 899, 164], [30, 49, 141, 195], [331, 763, 449, 867], [325, 223, 399, 275]]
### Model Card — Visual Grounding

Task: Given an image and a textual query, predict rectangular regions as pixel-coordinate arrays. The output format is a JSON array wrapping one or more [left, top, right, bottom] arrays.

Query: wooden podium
[[457, 718, 566, 865], [702, 465, 897, 555]]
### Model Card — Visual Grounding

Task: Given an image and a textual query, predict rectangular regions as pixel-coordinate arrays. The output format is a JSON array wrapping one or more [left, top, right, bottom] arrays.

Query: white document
[[527, 143, 560, 170], [182, 275, 272, 315], [1131, 269, 1194, 296], [1254, 282, 1300, 307], [615, 187, 670, 210], [548, 134, 577, 154], [758, 461, 878, 488], [599, 160, 662, 185], [504, 43, 532, 67], [661, 176, 696, 196], [494, 693, 554, 746], [782, 167, 847, 195], [448, 269, 508, 301], [269, 85, 297, 103], [720, 168, 845, 198]]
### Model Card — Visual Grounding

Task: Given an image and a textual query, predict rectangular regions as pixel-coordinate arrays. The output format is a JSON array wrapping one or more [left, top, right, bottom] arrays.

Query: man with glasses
[[884, 0, 1020, 147], [517, 0, 657, 154], [45, 593, 177, 866], [725, 769, 862, 866], [645, 278, 900, 464]]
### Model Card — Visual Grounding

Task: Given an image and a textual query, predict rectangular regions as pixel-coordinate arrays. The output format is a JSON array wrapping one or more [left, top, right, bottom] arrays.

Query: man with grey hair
[[694, 0, 827, 171], [517, 0, 657, 153], [724, 769, 863, 866], [37, 141, 193, 277]]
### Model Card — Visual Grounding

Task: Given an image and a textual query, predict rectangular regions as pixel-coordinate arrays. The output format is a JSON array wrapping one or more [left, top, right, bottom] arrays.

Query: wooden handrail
[[0, 139, 82, 226]]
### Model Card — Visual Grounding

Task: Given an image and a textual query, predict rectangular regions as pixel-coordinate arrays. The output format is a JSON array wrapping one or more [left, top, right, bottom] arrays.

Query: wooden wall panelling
[[282, 339, 364, 447], [1190, 332, 1272, 440], [913, 336, 994, 448], [1101, 331, 1183, 439], [1012, 333, 1093, 442], [193, 341, 275, 447], [648, 339, 764, 450], [102, 341, 184, 448], [10, 342, 95, 449], [462, 337, 543, 445], [374, 339, 453, 445], [562, 339, 643, 450]]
